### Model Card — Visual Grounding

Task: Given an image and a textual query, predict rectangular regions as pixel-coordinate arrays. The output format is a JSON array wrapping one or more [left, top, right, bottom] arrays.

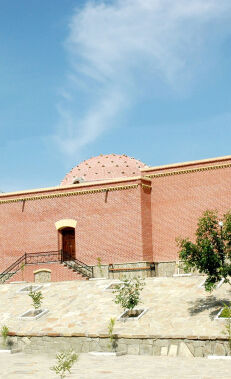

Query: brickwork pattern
[[7, 262, 86, 283], [0, 179, 146, 278], [147, 161, 231, 262], [1, 155, 231, 275]]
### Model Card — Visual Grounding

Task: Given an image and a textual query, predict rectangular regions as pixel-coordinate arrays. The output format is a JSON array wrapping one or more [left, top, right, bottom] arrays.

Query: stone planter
[[215, 308, 230, 320], [17, 284, 42, 293], [0, 344, 11, 353], [19, 309, 48, 320], [0, 339, 13, 353], [199, 278, 224, 289], [89, 351, 126, 356], [105, 281, 124, 291], [117, 308, 148, 321]]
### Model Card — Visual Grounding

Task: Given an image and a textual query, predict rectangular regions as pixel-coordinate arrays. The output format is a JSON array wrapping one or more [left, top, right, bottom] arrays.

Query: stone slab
[[89, 351, 126, 356]]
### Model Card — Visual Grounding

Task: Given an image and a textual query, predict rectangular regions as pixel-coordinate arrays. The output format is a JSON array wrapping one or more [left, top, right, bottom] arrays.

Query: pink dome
[[60, 154, 148, 186]]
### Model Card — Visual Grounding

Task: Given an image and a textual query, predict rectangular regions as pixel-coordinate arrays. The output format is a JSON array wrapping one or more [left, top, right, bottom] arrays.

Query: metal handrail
[[0, 249, 93, 282], [26, 250, 62, 256], [63, 253, 93, 277], [0, 250, 61, 283], [25, 250, 62, 264], [0, 254, 26, 276]]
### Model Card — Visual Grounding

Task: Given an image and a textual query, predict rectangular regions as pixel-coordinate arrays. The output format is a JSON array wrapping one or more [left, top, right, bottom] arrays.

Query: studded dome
[[60, 154, 148, 186]]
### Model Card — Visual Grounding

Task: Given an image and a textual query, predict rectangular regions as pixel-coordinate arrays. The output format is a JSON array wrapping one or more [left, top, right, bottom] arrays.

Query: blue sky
[[1, 0, 231, 192]]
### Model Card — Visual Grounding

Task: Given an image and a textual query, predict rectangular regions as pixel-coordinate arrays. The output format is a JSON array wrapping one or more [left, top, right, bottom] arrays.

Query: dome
[[60, 154, 148, 186]]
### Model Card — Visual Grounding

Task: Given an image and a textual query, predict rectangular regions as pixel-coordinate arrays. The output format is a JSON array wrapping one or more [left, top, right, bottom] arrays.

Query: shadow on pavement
[[188, 295, 230, 319]]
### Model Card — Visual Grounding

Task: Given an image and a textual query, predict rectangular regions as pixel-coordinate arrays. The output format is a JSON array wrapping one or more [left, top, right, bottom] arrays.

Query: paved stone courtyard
[[1, 276, 231, 357], [0, 352, 231, 378], [0, 276, 230, 338]]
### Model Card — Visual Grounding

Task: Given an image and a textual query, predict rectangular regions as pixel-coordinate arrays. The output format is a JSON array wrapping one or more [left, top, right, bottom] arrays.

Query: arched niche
[[34, 269, 51, 283]]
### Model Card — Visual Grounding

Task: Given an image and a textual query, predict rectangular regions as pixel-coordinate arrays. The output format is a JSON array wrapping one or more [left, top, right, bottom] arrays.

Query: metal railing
[[0, 254, 26, 283], [0, 250, 93, 283], [25, 250, 62, 265], [62, 253, 93, 278]]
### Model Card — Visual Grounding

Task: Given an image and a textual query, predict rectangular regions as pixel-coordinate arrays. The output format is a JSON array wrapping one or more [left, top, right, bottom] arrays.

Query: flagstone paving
[[0, 276, 230, 338], [0, 352, 231, 378]]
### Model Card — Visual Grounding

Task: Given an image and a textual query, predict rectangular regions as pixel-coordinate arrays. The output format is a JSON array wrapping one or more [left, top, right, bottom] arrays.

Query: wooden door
[[62, 228, 75, 260]]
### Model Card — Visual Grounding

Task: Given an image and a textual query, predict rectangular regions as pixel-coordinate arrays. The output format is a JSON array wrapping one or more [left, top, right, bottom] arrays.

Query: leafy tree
[[28, 289, 43, 312], [113, 277, 145, 310], [177, 210, 231, 291], [50, 349, 78, 378]]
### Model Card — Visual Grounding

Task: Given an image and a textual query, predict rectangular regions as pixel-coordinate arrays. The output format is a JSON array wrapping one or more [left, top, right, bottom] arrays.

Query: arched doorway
[[61, 227, 76, 261]]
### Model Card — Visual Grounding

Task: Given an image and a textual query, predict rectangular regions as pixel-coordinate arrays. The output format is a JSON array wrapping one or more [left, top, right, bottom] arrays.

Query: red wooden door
[[62, 228, 75, 260]]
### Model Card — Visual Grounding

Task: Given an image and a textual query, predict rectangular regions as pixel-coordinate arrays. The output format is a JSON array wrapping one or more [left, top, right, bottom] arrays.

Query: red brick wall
[[7, 263, 86, 283], [0, 179, 146, 274], [147, 164, 231, 262], [140, 183, 153, 261], [2, 157, 231, 275]]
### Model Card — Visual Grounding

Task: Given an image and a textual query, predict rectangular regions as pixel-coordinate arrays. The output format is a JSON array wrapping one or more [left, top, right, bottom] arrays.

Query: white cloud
[[55, 0, 231, 155], [55, 88, 124, 155]]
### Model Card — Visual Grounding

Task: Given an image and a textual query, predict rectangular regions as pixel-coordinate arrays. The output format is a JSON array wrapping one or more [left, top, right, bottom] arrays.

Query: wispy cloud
[[55, 0, 231, 155], [55, 88, 124, 155]]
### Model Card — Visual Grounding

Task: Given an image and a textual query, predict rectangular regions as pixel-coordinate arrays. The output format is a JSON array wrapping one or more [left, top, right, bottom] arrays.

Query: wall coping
[[0, 176, 151, 199], [0, 179, 151, 205], [8, 331, 229, 340], [141, 155, 231, 173]]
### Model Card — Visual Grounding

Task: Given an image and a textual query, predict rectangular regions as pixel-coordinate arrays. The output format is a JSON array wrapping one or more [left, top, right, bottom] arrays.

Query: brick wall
[[0, 178, 147, 274], [7, 262, 86, 283], [140, 182, 153, 261], [145, 160, 231, 262], [2, 156, 231, 277]]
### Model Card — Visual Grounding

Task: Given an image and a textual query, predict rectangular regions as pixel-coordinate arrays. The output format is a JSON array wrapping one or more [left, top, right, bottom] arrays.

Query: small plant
[[107, 318, 117, 352], [97, 257, 103, 277], [1, 325, 9, 347], [20, 262, 25, 281], [222, 304, 231, 354], [28, 289, 43, 314], [50, 349, 78, 378], [113, 277, 145, 310]]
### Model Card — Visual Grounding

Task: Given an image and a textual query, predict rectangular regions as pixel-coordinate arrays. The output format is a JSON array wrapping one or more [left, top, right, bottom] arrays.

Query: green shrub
[[221, 304, 231, 354], [113, 277, 145, 310], [107, 318, 117, 352], [220, 305, 231, 318], [20, 262, 25, 281], [50, 349, 78, 378], [28, 289, 43, 312], [1, 325, 9, 347], [96, 257, 103, 277]]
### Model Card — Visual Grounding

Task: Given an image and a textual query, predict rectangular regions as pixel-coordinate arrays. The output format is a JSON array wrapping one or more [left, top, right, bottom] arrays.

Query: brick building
[[1, 153, 231, 283]]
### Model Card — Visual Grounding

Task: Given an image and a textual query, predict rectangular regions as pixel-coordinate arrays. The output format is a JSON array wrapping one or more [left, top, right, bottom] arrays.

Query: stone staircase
[[62, 261, 89, 280], [62, 259, 93, 279], [0, 251, 93, 283]]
